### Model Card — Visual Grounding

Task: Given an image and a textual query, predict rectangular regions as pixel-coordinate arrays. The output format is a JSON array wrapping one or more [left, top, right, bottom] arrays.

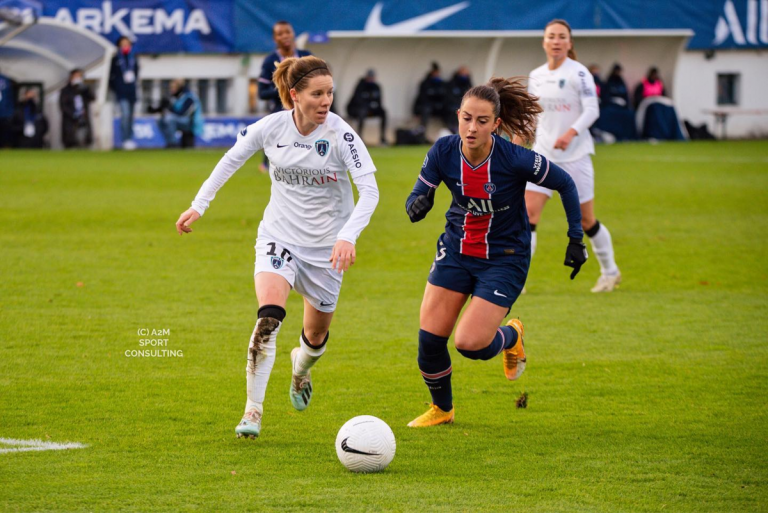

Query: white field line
[[0, 437, 88, 454], [598, 155, 768, 164]]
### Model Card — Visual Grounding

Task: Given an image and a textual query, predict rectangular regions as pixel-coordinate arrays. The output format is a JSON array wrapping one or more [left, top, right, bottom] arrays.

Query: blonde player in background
[[515, 19, 621, 292], [175, 56, 379, 438]]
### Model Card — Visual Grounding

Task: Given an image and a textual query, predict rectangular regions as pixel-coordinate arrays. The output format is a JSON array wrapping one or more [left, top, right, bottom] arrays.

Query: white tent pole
[[0, 22, 32, 46], [94, 46, 116, 150], [484, 37, 504, 81]]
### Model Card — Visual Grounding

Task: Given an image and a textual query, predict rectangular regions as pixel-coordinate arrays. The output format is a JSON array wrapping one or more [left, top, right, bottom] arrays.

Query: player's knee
[[302, 328, 329, 348], [258, 304, 286, 323], [456, 341, 496, 361], [418, 329, 449, 361], [453, 332, 488, 353]]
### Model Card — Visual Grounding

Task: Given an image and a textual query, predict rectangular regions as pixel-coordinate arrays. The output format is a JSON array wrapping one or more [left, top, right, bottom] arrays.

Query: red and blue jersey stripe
[[459, 139, 494, 259]]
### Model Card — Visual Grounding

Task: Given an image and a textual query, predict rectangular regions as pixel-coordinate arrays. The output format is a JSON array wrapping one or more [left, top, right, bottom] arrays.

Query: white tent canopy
[[305, 31, 692, 142], [0, 16, 115, 149]]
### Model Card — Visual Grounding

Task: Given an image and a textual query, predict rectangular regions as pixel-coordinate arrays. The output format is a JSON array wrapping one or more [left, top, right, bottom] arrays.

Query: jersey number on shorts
[[266, 242, 293, 270]]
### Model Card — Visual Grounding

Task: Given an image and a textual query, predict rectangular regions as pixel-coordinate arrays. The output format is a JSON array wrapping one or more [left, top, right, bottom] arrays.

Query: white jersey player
[[175, 56, 379, 438], [517, 19, 621, 293]]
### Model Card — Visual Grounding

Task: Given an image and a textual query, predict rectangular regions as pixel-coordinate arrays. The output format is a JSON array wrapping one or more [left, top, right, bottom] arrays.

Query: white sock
[[293, 331, 327, 377], [588, 222, 619, 276], [531, 230, 537, 257], [245, 317, 281, 413]]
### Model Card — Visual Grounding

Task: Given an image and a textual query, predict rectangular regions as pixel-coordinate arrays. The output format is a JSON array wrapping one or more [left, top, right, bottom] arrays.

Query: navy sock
[[457, 326, 518, 361], [417, 329, 452, 412]]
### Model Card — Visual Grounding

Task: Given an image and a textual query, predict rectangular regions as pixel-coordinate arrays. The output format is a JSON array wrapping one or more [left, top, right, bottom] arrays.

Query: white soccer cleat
[[235, 408, 262, 439], [591, 272, 622, 293], [289, 347, 314, 411]]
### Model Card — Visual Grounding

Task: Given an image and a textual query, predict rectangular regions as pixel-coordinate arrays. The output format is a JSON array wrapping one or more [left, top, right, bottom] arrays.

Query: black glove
[[564, 238, 588, 279], [407, 186, 436, 223]]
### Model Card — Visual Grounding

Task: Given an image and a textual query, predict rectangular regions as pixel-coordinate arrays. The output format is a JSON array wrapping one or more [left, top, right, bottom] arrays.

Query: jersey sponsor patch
[[559, 78, 566, 88], [579, 71, 595, 96], [315, 139, 329, 157], [533, 153, 543, 175], [343, 132, 354, 142], [271, 256, 285, 269]]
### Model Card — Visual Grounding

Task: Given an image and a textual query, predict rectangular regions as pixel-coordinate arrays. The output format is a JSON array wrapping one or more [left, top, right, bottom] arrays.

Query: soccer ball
[[335, 415, 396, 473]]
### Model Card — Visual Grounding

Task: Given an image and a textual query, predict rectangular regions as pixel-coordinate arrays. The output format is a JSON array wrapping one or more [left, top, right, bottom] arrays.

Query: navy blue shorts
[[427, 234, 529, 308]]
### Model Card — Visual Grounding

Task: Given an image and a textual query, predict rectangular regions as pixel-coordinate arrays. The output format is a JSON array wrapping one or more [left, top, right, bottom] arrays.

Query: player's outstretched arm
[[175, 208, 201, 235]]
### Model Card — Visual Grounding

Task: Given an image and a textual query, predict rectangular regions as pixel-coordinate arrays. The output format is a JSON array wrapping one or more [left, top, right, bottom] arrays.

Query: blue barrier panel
[[114, 116, 260, 148]]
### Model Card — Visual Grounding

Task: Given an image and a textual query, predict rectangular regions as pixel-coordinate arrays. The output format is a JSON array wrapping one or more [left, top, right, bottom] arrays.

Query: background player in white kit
[[516, 19, 621, 292], [175, 56, 379, 438]]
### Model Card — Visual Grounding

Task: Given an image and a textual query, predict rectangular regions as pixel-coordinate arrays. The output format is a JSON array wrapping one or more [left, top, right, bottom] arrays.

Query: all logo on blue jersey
[[315, 139, 329, 157], [271, 256, 284, 269], [484, 182, 496, 194]]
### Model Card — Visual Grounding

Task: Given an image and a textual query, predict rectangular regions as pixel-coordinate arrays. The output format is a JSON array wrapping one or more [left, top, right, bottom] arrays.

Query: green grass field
[[1, 141, 767, 512]]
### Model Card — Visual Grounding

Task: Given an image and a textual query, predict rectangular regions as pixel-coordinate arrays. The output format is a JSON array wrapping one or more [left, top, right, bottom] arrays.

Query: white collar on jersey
[[459, 134, 496, 170]]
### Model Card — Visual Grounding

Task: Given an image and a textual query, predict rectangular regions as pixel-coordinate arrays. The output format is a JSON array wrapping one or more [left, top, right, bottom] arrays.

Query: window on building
[[215, 79, 229, 114], [160, 79, 171, 106], [140, 80, 154, 113], [248, 79, 259, 114], [717, 73, 739, 106], [197, 79, 210, 114]]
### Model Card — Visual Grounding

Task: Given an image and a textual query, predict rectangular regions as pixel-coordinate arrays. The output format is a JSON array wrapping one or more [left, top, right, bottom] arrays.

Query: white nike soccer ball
[[335, 415, 396, 473]]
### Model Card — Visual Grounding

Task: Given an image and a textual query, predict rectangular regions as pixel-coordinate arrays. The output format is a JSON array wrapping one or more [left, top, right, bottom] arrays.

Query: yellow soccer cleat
[[503, 319, 526, 381], [407, 404, 454, 427]]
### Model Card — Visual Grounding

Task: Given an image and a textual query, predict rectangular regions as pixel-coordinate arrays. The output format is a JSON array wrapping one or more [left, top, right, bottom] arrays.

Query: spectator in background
[[149, 79, 203, 148], [258, 20, 312, 171], [633, 67, 666, 109], [588, 64, 602, 100], [346, 69, 388, 146], [60, 69, 94, 149], [0, 67, 15, 148], [12, 87, 48, 148], [110, 36, 139, 150], [413, 62, 450, 131], [602, 63, 629, 108], [445, 65, 473, 133]]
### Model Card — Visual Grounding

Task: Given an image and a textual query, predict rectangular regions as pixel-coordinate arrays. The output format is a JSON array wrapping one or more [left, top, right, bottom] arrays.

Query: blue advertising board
[[40, 0, 234, 53], [31, 0, 768, 53], [114, 116, 260, 148]]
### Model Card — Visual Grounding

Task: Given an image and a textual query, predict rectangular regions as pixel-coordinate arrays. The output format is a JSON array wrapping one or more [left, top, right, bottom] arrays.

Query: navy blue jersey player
[[405, 77, 588, 427]]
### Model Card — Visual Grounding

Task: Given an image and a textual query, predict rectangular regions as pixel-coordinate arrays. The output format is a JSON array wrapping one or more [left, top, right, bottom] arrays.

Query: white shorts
[[254, 236, 342, 313], [525, 154, 595, 204]]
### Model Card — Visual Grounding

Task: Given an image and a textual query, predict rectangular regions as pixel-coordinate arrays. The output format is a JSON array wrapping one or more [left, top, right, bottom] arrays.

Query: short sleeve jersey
[[529, 58, 597, 163], [419, 134, 553, 259], [230, 111, 376, 247]]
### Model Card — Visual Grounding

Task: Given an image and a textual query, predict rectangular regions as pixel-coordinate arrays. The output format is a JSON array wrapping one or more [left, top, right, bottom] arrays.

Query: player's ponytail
[[545, 19, 577, 61], [273, 56, 332, 110], [462, 78, 542, 143]]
